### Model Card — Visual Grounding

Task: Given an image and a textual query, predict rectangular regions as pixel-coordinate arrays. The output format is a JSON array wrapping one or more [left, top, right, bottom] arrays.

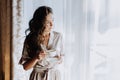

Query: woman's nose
[[50, 22, 53, 28]]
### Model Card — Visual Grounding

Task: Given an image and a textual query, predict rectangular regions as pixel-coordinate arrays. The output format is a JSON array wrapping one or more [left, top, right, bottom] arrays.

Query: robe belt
[[33, 68, 52, 80]]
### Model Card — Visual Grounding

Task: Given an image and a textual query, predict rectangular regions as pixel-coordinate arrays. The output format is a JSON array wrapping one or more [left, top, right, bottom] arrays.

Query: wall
[[0, 0, 12, 80]]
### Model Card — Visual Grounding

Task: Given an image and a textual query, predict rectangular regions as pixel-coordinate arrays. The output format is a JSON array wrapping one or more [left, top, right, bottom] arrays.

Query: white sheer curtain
[[13, 0, 120, 80], [63, 0, 89, 80], [88, 0, 120, 80]]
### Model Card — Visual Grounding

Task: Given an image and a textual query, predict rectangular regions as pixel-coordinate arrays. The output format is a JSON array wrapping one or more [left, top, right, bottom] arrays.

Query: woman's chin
[[43, 32, 50, 35]]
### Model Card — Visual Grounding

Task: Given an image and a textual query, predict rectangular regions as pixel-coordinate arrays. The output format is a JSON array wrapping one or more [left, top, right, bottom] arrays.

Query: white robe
[[19, 31, 64, 80]]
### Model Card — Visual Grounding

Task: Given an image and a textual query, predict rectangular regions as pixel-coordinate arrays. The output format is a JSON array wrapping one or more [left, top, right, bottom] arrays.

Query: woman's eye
[[47, 22, 50, 24]]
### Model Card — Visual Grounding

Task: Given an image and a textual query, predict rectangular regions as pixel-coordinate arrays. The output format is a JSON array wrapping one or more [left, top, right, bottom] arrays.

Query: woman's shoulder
[[52, 31, 62, 37]]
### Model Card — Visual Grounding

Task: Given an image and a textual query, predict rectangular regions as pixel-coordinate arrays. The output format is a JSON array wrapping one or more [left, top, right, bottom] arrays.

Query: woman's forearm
[[23, 57, 39, 70], [23, 51, 46, 70]]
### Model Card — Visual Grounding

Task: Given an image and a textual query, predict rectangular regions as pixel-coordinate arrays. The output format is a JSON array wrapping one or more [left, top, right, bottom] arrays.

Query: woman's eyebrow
[[46, 20, 50, 22]]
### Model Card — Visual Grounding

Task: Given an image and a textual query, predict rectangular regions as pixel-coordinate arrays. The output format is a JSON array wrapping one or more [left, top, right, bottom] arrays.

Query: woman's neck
[[43, 32, 50, 37], [43, 33, 50, 47]]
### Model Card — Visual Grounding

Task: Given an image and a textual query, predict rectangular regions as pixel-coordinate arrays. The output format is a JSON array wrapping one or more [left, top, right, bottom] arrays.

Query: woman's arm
[[23, 57, 39, 70], [23, 51, 46, 70]]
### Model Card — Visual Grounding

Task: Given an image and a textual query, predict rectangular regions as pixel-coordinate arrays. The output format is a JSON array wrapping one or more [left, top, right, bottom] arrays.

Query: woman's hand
[[36, 51, 46, 60], [53, 55, 61, 60], [54, 54, 64, 64], [53, 55, 63, 64]]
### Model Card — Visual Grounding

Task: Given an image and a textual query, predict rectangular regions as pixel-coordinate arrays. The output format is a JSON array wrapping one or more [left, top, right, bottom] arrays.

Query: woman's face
[[44, 13, 54, 34]]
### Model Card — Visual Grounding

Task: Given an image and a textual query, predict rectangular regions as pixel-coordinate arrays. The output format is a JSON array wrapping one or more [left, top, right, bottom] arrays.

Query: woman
[[19, 6, 64, 80]]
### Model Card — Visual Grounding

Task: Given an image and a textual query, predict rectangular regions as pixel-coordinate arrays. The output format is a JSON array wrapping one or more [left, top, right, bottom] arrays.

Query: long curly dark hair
[[24, 6, 53, 58]]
